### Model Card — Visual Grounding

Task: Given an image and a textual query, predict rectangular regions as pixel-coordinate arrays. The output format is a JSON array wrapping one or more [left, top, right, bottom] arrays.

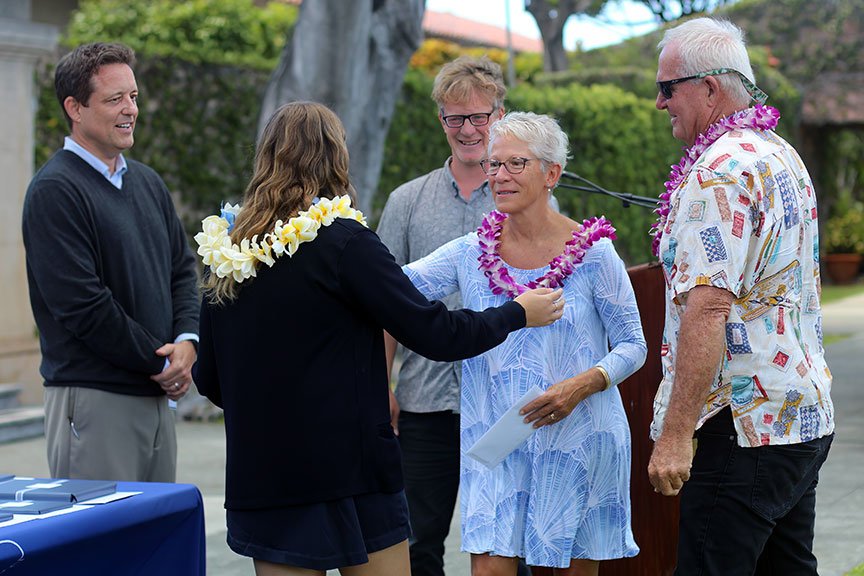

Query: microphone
[[558, 171, 657, 209]]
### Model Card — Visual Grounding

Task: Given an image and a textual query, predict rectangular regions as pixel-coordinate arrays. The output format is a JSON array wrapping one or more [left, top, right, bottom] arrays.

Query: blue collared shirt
[[63, 137, 128, 189]]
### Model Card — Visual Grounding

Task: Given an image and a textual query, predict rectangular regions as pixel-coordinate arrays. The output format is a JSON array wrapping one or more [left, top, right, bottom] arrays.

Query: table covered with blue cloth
[[0, 481, 205, 575]]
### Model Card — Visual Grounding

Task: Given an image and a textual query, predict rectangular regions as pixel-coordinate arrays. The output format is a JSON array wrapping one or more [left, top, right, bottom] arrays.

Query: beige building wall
[[0, 1, 58, 405]]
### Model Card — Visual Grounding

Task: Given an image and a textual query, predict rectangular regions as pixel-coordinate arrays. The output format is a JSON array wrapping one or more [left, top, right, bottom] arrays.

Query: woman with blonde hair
[[193, 102, 564, 576]]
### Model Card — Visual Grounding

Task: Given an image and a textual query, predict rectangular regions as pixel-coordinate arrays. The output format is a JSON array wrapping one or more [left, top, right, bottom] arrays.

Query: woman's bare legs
[[471, 553, 519, 576], [554, 559, 599, 576], [253, 559, 324, 576], [527, 559, 600, 576], [339, 539, 411, 576]]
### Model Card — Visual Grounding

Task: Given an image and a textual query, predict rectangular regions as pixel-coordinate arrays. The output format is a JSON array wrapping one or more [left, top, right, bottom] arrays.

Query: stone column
[[0, 5, 58, 405]]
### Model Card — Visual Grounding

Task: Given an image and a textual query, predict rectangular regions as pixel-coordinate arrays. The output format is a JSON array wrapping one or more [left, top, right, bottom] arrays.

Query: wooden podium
[[532, 262, 679, 576]]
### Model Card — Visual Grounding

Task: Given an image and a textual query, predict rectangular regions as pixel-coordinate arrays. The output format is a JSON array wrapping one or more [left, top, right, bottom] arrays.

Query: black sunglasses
[[656, 68, 768, 104], [656, 75, 702, 100]]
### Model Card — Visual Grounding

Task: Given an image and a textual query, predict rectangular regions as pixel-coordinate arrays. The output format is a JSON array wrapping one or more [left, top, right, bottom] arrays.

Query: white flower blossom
[[194, 195, 366, 283]]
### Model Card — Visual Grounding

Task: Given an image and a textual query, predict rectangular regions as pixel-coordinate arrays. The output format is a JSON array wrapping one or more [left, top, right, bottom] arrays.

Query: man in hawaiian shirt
[[647, 17, 834, 575]]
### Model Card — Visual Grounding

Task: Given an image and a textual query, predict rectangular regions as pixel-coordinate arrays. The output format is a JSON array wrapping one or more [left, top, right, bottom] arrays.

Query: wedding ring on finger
[[549, 412, 557, 421], [174, 383, 180, 390]]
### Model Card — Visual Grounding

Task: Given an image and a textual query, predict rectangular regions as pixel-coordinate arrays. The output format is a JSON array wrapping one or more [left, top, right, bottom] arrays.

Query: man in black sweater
[[21, 42, 199, 482]]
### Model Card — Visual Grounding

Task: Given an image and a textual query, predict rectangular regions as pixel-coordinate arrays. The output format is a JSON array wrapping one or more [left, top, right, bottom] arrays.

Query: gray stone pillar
[[0, 13, 58, 404]]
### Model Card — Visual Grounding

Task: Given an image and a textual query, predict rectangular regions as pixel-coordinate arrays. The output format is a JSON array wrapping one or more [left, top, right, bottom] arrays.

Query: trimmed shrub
[[66, 0, 296, 69], [377, 77, 681, 264]]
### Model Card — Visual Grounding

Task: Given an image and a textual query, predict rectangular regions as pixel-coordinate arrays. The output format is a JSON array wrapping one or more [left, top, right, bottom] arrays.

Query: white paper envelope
[[466, 385, 544, 469]]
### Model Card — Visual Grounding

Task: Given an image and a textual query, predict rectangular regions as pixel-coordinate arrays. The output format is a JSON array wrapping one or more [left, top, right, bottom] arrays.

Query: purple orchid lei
[[477, 210, 617, 299], [650, 104, 781, 257]]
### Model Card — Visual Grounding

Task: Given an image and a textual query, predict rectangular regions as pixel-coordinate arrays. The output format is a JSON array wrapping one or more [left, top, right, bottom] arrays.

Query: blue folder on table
[[0, 499, 73, 515], [0, 478, 116, 503]]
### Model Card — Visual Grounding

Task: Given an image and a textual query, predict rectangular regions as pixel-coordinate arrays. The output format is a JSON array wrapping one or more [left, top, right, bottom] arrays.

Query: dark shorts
[[676, 407, 833, 576], [226, 490, 411, 570]]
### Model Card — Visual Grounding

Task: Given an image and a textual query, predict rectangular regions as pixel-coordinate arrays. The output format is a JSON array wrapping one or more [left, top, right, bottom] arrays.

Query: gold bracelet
[[595, 365, 612, 391]]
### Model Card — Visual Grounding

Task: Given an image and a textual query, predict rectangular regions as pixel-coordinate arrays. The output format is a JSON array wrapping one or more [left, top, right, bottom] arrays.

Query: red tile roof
[[801, 72, 864, 126], [423, 10, 543, 53], [259, 2, 543, 53]]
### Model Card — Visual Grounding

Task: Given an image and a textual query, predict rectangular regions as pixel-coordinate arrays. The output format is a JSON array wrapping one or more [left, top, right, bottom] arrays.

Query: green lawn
[[846, 563, 864, 576], [822, 282, 864, 305], [823, 333, 851, 347]]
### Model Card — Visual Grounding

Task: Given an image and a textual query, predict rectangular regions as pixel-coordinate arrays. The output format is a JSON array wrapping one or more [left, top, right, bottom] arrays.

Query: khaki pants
[[44, 386, 177, 482]]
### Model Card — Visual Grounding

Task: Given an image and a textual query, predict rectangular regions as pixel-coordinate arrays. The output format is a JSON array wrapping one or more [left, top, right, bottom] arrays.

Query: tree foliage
[[66, 0, 297, 69], [636, 0, 732, 22], [410, 38, 544, 83], [524, 0, 604, 71], [524, 0, 732, 72], [41, 0, 860, 265]]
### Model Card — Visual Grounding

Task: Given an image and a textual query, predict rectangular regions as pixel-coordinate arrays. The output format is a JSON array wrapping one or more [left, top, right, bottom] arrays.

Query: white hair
[[488, 111, 569, 169], [659, 18, 755, 107]]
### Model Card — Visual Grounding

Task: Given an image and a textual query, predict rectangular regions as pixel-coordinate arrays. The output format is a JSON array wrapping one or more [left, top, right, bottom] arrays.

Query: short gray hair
[[659, 18, 755, 107], [488, 111, 569, 169]]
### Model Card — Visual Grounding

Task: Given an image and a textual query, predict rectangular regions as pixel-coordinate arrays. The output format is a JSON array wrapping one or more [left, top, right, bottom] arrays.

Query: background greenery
[[35, 0, 864, 266]]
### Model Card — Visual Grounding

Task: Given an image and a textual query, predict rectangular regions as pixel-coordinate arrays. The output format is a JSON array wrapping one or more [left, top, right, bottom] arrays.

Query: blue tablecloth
[[0, 481, 205, 575]]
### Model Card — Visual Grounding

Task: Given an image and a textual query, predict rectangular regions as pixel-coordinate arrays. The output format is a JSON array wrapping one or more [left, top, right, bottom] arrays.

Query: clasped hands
[[151, 340, 197, 401]]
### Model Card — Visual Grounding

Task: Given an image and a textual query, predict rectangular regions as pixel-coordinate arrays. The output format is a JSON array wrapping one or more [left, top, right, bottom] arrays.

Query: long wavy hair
[[203, 101, 356, 304]]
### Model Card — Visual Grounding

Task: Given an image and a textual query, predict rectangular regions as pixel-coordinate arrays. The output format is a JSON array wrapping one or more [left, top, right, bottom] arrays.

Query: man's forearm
[[662, 286, 733, 440]]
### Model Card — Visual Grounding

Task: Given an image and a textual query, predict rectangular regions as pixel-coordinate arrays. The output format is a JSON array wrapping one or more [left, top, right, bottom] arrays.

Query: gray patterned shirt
[[377, 159, 493, 413]]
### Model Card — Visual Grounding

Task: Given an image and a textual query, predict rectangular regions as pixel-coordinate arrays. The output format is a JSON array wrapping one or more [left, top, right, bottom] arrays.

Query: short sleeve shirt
[[650, 128, 834, 447], [376, 159, 493, 413]]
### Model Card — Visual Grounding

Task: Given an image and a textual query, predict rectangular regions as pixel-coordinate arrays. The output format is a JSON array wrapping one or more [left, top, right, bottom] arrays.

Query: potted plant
[[822, 202, 864, 285]]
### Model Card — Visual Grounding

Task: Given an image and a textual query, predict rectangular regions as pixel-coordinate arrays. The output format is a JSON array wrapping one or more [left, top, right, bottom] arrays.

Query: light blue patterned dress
[[403, 233, 646, 567]]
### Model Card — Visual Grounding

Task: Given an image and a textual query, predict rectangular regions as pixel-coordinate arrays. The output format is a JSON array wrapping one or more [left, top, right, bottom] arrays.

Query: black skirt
[[226, 490, 411, 570]]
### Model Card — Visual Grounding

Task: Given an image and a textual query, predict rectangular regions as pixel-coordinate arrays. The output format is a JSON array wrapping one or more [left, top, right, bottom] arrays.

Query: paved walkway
[[2, 292, 863, 575]]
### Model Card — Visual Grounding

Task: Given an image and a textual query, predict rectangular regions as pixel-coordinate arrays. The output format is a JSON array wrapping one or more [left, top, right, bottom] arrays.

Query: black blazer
[[194, 219, 524, 509]]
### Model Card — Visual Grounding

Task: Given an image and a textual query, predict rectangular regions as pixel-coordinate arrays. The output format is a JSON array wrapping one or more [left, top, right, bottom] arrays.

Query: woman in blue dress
[[400, 112, 647, 575]]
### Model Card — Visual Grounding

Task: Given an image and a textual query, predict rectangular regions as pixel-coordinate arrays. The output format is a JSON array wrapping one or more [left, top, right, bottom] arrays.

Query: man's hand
[[648, 433, 694, 496], [151, 340, 197, 400], [648, 285, 731, 497]]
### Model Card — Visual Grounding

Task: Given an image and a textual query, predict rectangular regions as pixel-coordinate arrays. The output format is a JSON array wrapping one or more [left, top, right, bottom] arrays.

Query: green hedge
[[37, 59, 681, 265], [378, 74, 681, 264], [66, 0, 296, 69], [34, 0, 722, 265], [509, 83, 681, 264]]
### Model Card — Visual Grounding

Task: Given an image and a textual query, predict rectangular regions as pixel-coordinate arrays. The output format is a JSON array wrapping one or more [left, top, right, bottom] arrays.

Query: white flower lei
[[194, 195, 366, 283]]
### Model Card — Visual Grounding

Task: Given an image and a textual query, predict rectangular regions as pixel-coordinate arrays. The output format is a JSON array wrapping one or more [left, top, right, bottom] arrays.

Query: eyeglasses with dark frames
[[479, 157, 536, 176], [441, 109, 495, 129], [656, 67, 768, 104]]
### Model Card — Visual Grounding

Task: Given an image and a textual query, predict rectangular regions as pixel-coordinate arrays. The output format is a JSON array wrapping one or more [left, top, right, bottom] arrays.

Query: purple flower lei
[[476, 210, 617, 299], [650, 104, 781, 257]]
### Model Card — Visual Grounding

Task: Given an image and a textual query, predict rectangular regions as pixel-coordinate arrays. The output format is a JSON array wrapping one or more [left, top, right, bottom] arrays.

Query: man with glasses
[[378, 56, 512, 576], [647, 18, 833, 575]]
